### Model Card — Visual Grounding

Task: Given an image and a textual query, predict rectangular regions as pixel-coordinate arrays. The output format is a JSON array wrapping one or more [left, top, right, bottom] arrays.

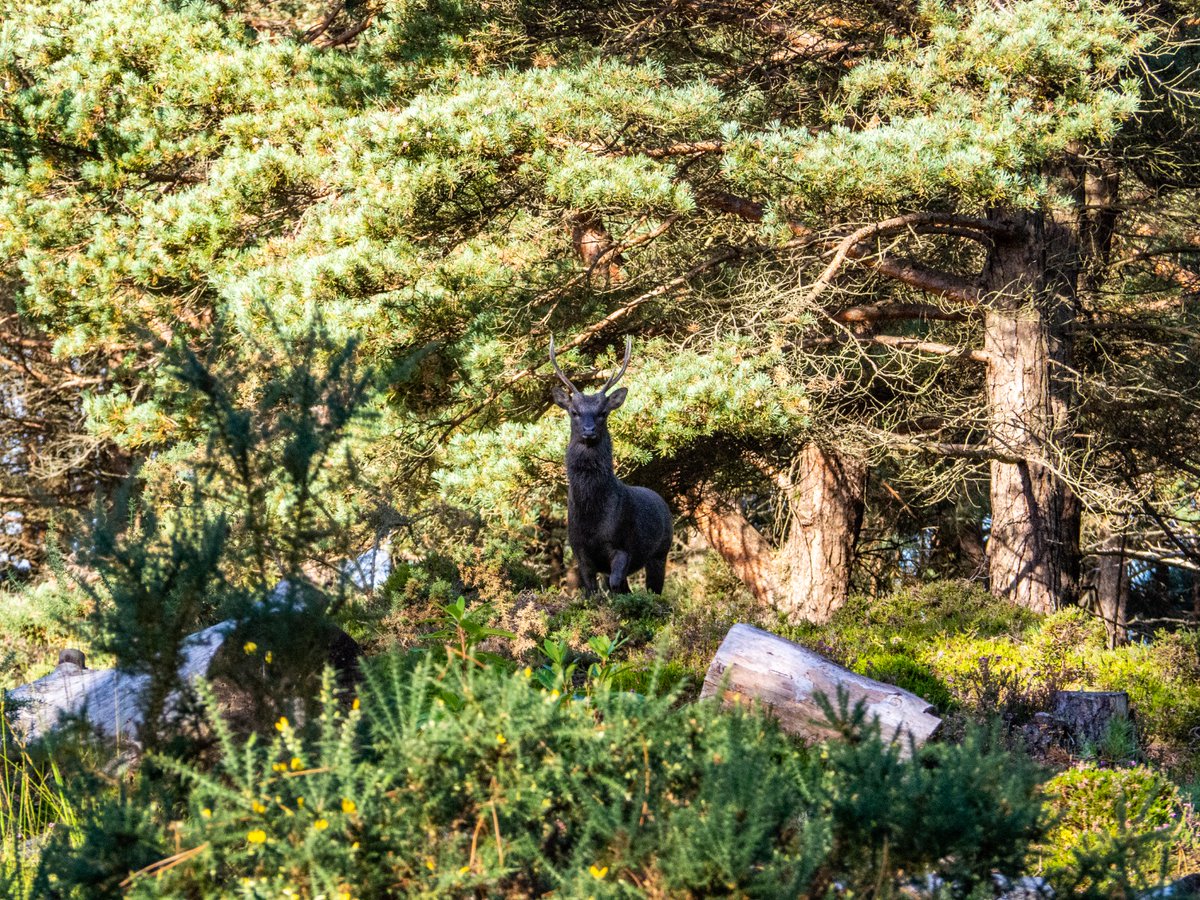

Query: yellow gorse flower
[[495, 733, 507, 745], [341, 798, 357, 814], [352, 697, 360, 710], [264, 651, 273, 664], [290, 756, 304, 770], [247, 829, 267, 844], [251, 801, 266, 814], [589, 865, 608, 879], [275, 716, 289, 732], [243, 641, 258, 654], [313, 818, 329, 831]]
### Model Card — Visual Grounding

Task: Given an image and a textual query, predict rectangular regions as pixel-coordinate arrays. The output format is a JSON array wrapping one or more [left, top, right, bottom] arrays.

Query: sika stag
[[551, 336, 672, 594]]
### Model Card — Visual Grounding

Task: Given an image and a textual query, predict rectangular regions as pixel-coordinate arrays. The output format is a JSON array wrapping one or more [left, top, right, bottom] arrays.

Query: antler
[[548, 335, 580, 395], [600, 335, 632, 395]]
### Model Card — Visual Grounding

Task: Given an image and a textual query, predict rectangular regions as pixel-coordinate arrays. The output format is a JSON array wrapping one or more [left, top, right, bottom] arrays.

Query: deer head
[[550, 336, 631, 447]]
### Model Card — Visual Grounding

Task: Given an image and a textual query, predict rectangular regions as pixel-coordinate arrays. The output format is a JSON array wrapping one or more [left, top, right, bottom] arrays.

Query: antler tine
[[600, 335, 633, 395], [548, 335, 580, 395]]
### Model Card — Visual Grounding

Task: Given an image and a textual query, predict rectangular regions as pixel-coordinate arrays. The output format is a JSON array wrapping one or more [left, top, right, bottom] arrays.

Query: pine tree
[[2, 0, 1198, 620]]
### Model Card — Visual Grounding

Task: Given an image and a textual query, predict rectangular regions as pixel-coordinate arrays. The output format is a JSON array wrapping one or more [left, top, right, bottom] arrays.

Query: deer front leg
[[607, 550, 631, 594], [575, 556, 600, 595]]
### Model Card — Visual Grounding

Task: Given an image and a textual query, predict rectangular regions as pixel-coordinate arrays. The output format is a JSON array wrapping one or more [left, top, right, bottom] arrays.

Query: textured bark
[[1079, 160, 1120, 294], [778, 444, 867, 623], [691, 486, 782, 607], [983, 213, 1080, 613], [1051, 690, 1130, 747], [929, 508, 988, 580], [567, 211, 624, 286], [1094, 541, 1129, 649], [688, 446, 865, 623]]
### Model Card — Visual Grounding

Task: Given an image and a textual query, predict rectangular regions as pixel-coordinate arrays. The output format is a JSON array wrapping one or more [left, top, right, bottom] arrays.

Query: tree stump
[[1050, 690, 1130, 747], [701, 624, 942, 749]]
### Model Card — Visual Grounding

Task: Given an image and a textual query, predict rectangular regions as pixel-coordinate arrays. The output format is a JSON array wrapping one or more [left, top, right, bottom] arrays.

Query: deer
[[550, 336, 673, 594]]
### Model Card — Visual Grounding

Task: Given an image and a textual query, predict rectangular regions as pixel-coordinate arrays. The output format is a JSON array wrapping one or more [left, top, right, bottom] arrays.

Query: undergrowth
[[786, 582, 1200, 757]]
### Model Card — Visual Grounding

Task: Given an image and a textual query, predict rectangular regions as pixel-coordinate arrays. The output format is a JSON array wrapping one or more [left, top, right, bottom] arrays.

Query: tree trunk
[[690, 444, 865, 624], [983, 212, 1080, 613], [778, 444, 866, 623], [929, 502, 988, 580], [1091, 528, 1129, 648], [691, 487, 782, 607]]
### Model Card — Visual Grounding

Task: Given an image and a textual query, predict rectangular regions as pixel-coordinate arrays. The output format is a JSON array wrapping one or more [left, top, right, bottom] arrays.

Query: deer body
[[552, 338, 672, 594]]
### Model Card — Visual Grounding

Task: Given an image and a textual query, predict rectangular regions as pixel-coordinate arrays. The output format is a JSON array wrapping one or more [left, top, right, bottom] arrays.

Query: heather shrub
[[1038, 764, 1200, 894], [851, 652, 954, 712], [790, 583, 1200, 751]]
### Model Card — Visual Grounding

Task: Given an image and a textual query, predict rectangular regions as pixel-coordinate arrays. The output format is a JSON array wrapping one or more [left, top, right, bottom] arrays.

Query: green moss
[[852, 652, 955, 712], [789, 583, 1200, 752]]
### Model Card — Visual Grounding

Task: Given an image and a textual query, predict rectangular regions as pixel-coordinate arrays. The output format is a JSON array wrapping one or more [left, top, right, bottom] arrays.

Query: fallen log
[[700, 624, 942, 748], [5, 619, 233, 746], [4, 546, 386, 747]]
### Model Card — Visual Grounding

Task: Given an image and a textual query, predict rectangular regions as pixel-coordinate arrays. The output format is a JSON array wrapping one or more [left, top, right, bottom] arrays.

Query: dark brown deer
[[551, 336, 672, 594]]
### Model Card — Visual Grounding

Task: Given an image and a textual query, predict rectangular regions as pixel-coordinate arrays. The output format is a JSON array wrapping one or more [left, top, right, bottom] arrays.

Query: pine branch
[[548, 136, 727, 158], [702, 193, 992, 304], [833, 302, 970, 324], [869, 429, 1023, 463], [798, 334, 990, 362], [800, 213, 999, 307], [847, 250, 983, 305]]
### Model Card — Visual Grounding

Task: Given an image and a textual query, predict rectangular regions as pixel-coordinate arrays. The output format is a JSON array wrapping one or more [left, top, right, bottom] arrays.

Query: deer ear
[[604, 387, 628, 411], [552, 386, 572, 410]]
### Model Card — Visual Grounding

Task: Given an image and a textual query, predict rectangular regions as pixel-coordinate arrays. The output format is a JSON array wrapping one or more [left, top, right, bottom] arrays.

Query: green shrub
[[1093, 634, 1200, 752], [786, 580, 1037, 663], [1038, 764, 1200, 894], [0, 581, 96, 690], [792, 584, 1200, 752], [32, 648, 1058, 899]]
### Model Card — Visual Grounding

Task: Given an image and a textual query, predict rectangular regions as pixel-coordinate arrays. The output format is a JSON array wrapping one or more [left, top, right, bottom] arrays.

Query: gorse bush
[[33, 644, 1050, 899], [73, 321, 373, 747]]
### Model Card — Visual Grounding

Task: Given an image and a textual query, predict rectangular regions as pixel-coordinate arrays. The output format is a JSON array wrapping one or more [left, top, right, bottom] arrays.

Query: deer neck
[[567, 435, 617, 502]]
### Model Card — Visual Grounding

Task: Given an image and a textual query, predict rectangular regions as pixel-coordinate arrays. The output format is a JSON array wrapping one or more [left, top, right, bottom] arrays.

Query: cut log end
[[1051, 690, 1130, 747]]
